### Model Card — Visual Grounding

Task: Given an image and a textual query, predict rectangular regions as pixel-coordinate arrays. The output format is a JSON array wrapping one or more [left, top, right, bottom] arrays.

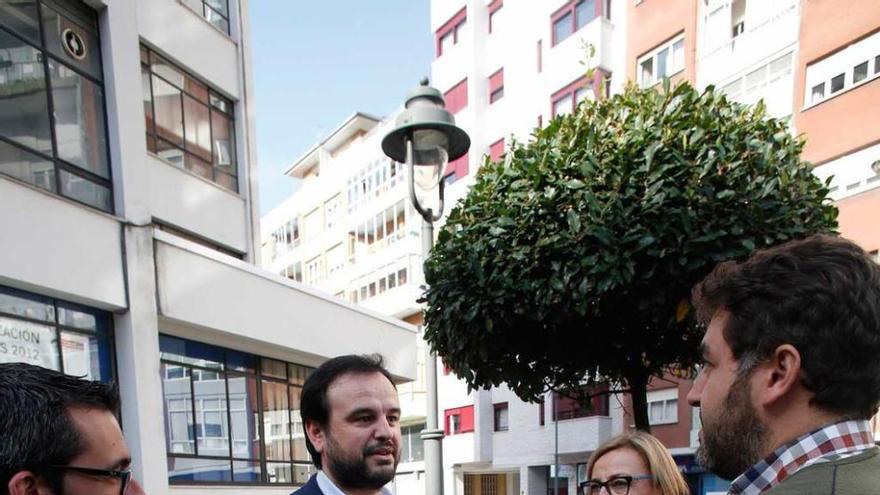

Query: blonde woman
[[583, 431, 689, 495]]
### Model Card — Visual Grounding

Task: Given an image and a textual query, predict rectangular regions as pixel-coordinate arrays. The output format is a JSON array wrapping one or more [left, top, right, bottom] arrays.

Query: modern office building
[[0, 1, 417, 495]]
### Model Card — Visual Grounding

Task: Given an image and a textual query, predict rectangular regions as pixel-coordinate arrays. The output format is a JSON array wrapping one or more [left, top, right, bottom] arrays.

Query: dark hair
[[692, 234, 880, 419], [0, 363, 120, 494], [300, 354, 395, 469]]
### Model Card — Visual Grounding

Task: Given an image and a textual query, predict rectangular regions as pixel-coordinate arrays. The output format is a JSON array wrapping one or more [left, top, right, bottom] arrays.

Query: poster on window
[[0, 316, 60, 370], [60, 331, 92, 379]]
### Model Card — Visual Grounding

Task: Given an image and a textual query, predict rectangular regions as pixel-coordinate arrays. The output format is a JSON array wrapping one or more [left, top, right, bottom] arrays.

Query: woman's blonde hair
[[586, 431, 689, 495]]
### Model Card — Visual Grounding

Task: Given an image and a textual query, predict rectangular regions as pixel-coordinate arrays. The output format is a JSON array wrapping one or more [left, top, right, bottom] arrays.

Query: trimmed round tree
[[421, 82, 837, 431]]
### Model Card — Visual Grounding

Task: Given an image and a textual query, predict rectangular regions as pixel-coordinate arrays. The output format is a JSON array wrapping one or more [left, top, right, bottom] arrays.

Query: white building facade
[[0, 1, 417, 494], [261, 113, 430, 495]]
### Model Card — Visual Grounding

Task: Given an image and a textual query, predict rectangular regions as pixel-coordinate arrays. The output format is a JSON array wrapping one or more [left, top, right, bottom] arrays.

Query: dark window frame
[[493, 402, 509, 432], [551, 0, 599, 46], [0, 0, 114, 212], [160, 334, 315, 486], [141, 44, 238, 193]]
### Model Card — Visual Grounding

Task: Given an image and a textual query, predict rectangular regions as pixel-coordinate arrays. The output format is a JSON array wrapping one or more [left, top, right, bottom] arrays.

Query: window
[[350, 200, 406, 255], [281, 262, 302, 282], [488, 0, 502, 33], [0, 0, 112, 211], [160, 335, 315, 485], [730, 0, 745, 38], [551, 75, 598, 117], [444, 405, 474, 435], [269, 218, 300, 261], [444, 151, 469, 184], [539, 398, 546, 425], [326, 244, 345, 276], [400, 423, 426, 462], [854, 61, 869, 84], [488, 68, 504, 104], [435, 7, 466, 57], [489, 138, 505, 163], [647, 388, 678, 425], [637, 35, 685, 88], [444, 78, 468, 114], [324, 195, 341, 231], [493, 403, 509, 432], [141, 45, 237, 192], [350, 256, 413, 302], [537, 39, 543, 72], [0, 285, 114, 381], [552, 0, 597, 46], [304, 256, 324, 285], [346, 158, 404, 213], [182, 0, 230, 33], [830, 73, 845, 93], [804, 30, 880, 107]]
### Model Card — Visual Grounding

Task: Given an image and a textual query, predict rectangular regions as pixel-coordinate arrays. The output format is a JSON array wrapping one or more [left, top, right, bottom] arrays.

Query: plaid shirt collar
[[727, 419, 877, 495]]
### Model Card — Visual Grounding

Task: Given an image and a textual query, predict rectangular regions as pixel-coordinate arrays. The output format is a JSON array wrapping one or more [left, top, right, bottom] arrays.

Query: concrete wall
[[0, 177, 126, 310]]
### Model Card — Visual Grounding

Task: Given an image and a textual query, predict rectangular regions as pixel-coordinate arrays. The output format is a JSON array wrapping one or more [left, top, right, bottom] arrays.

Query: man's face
[[311, 371, 402, 491], [58, 406, 145, 495], [687, 310, 766, 480]]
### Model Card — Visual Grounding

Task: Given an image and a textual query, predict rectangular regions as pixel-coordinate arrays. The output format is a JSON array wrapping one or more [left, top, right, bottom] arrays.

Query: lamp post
[[382, 79, 469, 495]]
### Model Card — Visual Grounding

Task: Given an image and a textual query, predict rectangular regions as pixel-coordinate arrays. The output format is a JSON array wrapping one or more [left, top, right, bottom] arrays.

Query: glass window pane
[[672, 39, 685, 72], [262, 380, 291, 461], [58, 169, 111, 211], [811, 83, 824, 104], [205, 0, 228, 18], [575, 0, 595, 29], [289, 385, 308, 461], [227, 349, 256, 373], [209, 92, 230, 113], [875, 55, 880, 75], [0, 0, 40, 43], [152, 76, 184, 146], [0, 139, 55, 192], [204, 7, 229, 33], [0, 30, 52, 155], [194, 370, 229, 456], [142, 66, 154, 134], [266, 462, 292, 484], [657, 47, 669, 78], [854, 61, 869, 84], [553, 12, 573, 43], [288, 363, 310, 386], [0, 287, 54, 321], [410, 425, 424, 461], [214, 170, 237, 192], [830, 73, 844, 93], [160, 363, 195, 454], [156, 138, 184, 167], [293, 463, 316, 484], [167, 456, 231, 483], [184, 152, 212, 180], [151, 54, 185, 89], [232, 459, 262, 483], [185, 74, 209, 103], [640, 58, 653, 87], [553, 94, 573, 117], [182, 95, 211, 161], [60, 330, 97, 379], [41, 3, 102, 80], [229, 373, 261, 459], [159, 335, 225, 369], [0, 315, 59, 369], [262, 358, 287, 379], [49, 60, 110, 178], [211, 110, 235, 172]]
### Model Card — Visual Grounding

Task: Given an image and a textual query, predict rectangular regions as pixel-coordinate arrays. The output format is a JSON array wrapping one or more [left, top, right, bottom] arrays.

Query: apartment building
[[0, 1, 417, 494], [260, 113, 430, 494]]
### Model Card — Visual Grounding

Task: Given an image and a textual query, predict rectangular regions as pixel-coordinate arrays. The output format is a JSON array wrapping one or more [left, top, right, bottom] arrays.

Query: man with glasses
[[0, 362, 146, 495], [688, 235, 880, 494]]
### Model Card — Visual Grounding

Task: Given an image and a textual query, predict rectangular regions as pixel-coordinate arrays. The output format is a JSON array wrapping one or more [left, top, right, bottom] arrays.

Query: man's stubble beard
[[324, 432, 400, 490], [696, 371, 767, 480]]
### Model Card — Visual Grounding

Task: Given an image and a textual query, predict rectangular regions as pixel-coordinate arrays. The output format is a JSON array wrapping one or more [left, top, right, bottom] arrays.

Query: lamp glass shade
[[410, 129, 448, 214]]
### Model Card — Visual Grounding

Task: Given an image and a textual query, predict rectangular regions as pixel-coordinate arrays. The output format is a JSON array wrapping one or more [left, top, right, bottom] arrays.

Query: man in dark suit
[[292, 354, 401, 495], [688, 235, 880, 494]]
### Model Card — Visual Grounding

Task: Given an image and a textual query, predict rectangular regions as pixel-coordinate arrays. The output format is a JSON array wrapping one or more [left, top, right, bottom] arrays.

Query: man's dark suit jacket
[[291, 474, 323, 495]]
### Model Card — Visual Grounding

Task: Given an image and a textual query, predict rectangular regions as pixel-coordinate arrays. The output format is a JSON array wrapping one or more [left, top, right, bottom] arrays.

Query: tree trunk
[[627, 370, 651, 433]]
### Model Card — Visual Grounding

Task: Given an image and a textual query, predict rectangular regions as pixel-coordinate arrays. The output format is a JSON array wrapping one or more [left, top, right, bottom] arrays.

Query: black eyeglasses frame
[[46, 465, 132, 495], [580, 474, 654, 495]]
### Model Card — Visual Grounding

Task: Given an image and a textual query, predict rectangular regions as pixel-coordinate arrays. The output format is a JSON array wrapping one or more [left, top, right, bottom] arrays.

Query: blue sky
[[250, 1, 432, 214]]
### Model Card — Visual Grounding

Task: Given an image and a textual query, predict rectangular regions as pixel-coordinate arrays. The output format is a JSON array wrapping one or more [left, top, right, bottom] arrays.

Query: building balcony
[[698, 1, 798, 87], [546, 17, 615, 85]]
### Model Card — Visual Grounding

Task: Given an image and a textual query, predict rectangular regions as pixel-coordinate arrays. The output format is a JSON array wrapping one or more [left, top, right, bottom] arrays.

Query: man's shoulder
[[290, 474, 323, 495], [765, 448, 880, 495]]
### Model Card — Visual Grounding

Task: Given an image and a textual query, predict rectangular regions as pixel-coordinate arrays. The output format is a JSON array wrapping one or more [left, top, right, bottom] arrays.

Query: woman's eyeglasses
[[580, 474, 654, 495]]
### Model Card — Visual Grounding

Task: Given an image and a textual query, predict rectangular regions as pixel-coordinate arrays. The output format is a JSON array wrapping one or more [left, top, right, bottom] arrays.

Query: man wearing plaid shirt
[[687, 235, 880, 494]]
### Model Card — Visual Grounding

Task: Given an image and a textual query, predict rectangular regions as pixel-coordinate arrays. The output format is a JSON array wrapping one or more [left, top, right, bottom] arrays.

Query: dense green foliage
[[421, 82, 838, 430]]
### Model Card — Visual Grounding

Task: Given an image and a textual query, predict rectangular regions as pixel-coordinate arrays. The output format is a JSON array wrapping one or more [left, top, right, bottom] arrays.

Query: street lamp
[[382, 79, 469, 495]]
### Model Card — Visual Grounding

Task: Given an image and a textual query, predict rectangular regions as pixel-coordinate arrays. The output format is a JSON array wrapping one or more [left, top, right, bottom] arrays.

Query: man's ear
[[8, 471, 48, 495], [756, 344, 802, 407], [305, 419, 326, 455]]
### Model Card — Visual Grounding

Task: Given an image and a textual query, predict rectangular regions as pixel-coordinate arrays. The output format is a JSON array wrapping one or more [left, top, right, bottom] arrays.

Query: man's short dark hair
[[0, 362, 120, 494], [692, 234, 880, 419], [300, 354, 395, 469]]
